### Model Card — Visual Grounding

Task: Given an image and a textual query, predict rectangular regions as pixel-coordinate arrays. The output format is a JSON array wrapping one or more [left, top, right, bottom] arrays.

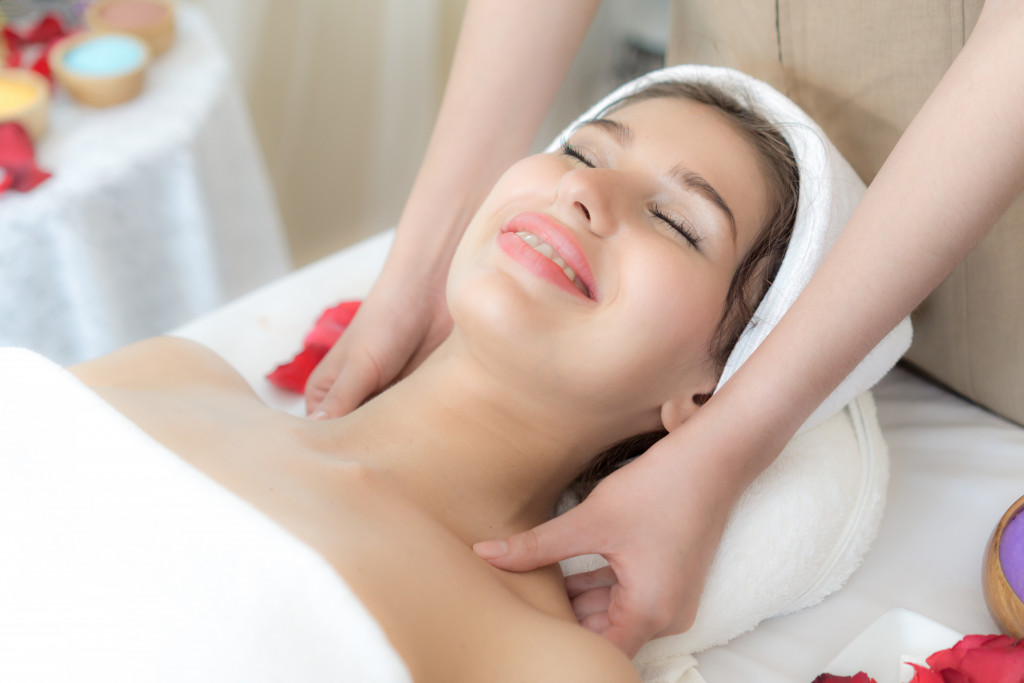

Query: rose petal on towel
[[267, 346, 328, 393], [303, 300, 361, 348], [0, 123, 52, 193], [266, 300, 362, 393]]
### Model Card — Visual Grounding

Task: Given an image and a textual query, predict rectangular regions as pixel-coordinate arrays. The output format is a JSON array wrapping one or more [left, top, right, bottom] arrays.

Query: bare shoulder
[[487, 616, 642, 683], [69, 336, 253, 396]]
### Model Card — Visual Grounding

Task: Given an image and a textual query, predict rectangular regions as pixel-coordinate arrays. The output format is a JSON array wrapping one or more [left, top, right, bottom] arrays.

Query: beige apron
[[668, 0, 1024, 425]]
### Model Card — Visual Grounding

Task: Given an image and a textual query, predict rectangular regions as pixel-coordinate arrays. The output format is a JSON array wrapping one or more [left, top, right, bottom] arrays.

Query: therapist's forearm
[[384, 0, 601, 278], [655, 0, 1024, 492]]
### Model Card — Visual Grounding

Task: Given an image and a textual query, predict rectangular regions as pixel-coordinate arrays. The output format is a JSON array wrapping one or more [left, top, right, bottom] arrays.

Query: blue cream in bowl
[[63, 35, 147, 77], [49, 32, 150, 107]]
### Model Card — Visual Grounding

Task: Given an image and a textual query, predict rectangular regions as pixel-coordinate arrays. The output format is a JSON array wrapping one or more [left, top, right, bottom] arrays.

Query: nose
[[556, 167, 623, 237]]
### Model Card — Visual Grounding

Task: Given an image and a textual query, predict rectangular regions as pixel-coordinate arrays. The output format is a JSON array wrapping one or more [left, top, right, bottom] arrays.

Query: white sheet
[[0, 348, 411, 683]]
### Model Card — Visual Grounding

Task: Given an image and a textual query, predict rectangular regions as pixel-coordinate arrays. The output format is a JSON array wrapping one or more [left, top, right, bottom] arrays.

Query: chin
[[447, 262, 542, 351]]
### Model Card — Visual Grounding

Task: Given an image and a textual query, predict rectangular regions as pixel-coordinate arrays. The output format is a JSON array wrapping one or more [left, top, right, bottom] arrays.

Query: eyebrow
[[667, 165, 737, 243], [582, 118, 633, 146], [579, 118, 738, 243]]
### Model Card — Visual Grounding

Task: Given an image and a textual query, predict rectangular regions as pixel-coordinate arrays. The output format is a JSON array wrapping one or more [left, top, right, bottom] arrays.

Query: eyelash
[[560, 142, 703, 250]]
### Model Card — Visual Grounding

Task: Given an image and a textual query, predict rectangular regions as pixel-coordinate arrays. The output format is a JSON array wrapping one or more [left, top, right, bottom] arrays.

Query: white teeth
[[518, 231, 542, 247], [513, 230, 588, 296]]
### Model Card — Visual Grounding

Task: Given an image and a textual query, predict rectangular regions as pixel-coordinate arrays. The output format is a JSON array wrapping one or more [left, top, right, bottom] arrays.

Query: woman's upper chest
[[95, 387, 574, 682]]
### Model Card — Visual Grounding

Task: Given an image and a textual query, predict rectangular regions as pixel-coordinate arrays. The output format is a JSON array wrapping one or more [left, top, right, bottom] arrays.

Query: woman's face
[[447, 95, 771, 433]]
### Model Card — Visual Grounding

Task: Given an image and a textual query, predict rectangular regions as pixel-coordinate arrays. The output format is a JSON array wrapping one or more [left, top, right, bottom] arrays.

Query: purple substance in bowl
[[1000, 510, 1024, 600]]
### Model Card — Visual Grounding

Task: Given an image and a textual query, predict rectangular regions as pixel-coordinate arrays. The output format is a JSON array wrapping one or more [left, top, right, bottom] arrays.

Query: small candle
[[63, 35, 146, 77], [1000, 511, 1024, 599], [0, 79, 39, 118], [98, 1, 169, 30]]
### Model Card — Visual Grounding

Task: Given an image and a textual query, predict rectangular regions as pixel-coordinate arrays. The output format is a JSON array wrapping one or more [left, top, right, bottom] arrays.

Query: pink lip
[[499, 212, 598, 301]]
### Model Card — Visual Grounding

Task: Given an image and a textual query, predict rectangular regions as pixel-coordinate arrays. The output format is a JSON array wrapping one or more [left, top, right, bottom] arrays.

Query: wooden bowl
[[0, 68, 50, 140], [983, 494, 1024, 637], [85, 0, 177, 57], [49, 32, 150, 108]]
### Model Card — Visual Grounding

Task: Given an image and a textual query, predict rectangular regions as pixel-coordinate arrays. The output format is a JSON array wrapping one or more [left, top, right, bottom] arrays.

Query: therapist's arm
[[305, 0, 601, 418], [476, 0, 1024, 657]]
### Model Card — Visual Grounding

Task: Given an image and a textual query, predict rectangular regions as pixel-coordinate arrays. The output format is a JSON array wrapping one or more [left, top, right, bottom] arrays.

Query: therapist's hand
[[305, 266, 452, 418], [473, 428, 742, 658]]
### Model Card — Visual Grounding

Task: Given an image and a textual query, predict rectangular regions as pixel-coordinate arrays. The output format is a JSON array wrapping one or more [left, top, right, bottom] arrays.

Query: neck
[[308, 336, 623, 546]]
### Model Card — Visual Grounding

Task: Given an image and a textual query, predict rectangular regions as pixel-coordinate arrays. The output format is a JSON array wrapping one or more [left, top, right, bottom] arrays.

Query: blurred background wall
[[191, 0, 669, 266]]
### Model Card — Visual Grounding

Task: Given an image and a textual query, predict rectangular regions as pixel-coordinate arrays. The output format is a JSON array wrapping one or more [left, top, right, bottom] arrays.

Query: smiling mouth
[[512, 231, 592, 298]]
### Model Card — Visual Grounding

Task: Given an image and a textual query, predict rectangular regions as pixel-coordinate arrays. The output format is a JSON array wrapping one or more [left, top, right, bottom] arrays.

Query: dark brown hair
[[569, 80, 800, 499]]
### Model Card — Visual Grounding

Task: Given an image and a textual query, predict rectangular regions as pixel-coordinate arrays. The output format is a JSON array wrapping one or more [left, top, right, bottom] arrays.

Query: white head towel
[[547, 64, 912, 432]]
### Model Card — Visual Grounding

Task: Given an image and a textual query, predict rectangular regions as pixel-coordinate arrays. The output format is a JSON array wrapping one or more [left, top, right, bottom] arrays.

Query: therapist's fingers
[[601, 623, 650, 660], [473, 505, 599, 572], [570, 585, 611, 622], [307, 346, 390, 418], [599, 580, 672, 658], [305, 281, 451, 417], [565, 566, 616, 599], [579, 610, 611, 634]]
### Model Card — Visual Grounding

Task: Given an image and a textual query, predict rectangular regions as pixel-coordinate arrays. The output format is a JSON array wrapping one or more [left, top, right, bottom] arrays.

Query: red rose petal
[[303, 300, 361, 348], [4, 40, 22, 68], [267, 346, 329, 393], [30, 46, 54, 83], [0, 123, 52, 192], [2, 13, 69, 82], [907, 663, 944, 683], [3, 26, 24, 52], [812, 673, 877, 683], [951, 646, 1024, 683], [23, 15, 65, 44], [266, 300, 362, 393], [920, 634, 1024, 683]]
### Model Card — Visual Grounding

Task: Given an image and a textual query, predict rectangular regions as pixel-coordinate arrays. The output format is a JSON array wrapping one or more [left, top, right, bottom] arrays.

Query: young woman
[[68, 82, 798, 682]]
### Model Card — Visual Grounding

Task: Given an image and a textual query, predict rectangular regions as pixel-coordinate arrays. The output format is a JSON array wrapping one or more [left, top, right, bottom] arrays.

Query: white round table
[[0, 5, 291, 364]]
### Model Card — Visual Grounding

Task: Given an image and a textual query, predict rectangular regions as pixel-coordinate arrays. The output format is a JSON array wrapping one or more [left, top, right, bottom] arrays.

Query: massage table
[[167, 229, 1024, 682]]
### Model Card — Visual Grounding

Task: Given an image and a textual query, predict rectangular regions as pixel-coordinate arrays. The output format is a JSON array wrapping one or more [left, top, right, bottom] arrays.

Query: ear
[[660, 381, 715, 433]]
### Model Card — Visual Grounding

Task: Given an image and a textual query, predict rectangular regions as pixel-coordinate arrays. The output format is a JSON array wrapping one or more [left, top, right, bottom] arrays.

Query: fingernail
[[473, 539, 508, 559], [309, 410, 329, 421]]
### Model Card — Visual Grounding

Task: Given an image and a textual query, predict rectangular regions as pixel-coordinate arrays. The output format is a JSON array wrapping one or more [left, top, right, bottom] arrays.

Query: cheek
[[448, 157, 563, 275], [627, 250, 726, 347], [448, 154, 571, 320], [582, 251, 729, 401]]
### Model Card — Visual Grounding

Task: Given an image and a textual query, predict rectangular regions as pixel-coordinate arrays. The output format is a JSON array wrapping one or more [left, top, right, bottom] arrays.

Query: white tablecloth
[[0, 5, 291, 364]]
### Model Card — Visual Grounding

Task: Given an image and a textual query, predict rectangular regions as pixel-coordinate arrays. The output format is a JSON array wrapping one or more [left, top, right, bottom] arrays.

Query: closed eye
[[563, 143, 703, 251], [650, 203, 703, 250], [561, 142, 595, 167]]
